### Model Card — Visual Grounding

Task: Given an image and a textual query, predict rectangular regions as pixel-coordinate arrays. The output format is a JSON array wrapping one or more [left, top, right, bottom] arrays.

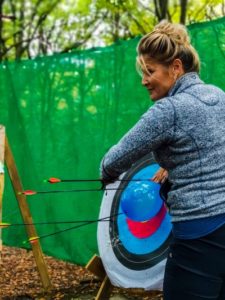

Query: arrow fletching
[[47, 177, 61, 184], [0, 222, 10, 228]]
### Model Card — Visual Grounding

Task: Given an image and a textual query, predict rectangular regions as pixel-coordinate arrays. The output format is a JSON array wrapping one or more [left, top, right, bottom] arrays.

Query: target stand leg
[[3, 130, 52, 293], [86, 254, 113, 300], [0, 125, 5, 262]]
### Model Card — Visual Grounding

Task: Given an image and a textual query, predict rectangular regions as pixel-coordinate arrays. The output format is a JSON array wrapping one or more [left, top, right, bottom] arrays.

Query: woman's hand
[[151, 167, 168, 184]]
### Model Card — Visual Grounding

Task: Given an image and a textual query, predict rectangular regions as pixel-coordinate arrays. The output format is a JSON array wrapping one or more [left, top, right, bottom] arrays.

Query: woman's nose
[[142, 75, 149, 86]]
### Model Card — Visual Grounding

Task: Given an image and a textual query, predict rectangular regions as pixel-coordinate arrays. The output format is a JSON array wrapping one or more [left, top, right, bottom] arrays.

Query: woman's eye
[[147, 69, 153, 74]]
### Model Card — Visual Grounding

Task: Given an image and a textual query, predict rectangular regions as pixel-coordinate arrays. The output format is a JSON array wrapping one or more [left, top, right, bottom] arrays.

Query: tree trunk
[[154, 0, 169, 21], [113, 12, 120, 42], [0, 0, 6, 61], [180, 0, 188, 24]]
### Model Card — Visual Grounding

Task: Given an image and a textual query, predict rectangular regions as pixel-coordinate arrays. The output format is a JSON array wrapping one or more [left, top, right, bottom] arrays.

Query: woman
[[100, 20, 225, 299]]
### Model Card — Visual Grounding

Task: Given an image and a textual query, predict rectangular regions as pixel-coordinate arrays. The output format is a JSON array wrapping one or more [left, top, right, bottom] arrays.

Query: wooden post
[[4, 135, 52, 292], [86, 255, 113, 299], [86, 254, 106, 281], [95, 276, 112, 300], [0, 126, 5, 260]]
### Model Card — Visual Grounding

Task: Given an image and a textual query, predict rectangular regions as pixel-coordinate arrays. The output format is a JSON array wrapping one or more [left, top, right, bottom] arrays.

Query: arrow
[[18, 187, 125, 196], [0, 218, 114, 228], [23, 212, 122, 244], [45, 177, 151, 184]]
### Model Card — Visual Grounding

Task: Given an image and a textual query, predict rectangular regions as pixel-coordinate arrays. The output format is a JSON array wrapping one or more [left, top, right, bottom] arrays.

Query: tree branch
[[0, 14, 16, 20]]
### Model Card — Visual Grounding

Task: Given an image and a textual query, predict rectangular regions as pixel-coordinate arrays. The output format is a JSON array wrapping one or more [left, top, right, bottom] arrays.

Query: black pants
[[163, 223, 225, 300]]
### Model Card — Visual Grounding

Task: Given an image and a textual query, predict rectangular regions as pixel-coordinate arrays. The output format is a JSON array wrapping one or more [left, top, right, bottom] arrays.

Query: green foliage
[[0, 0, 225, 60], [74, 0, 92, 14]]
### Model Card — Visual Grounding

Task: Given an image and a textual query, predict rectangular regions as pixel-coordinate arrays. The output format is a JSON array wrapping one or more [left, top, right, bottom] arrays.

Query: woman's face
[[140, 57, 177, 101]]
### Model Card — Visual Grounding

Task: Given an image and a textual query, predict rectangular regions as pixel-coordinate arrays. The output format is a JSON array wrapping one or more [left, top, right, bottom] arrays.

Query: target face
[[97, 156, 172, 290]]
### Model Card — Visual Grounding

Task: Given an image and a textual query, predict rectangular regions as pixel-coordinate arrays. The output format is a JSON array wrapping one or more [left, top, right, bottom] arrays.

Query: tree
[[154, 0, 168, 21], [1, 0, 62, 60], [180, 0, 188, 24], [0, 0, 225, 61]]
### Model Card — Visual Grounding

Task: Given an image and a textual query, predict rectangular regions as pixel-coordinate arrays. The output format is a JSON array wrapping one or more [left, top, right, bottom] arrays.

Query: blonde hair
[[137, 20, 200, 73]]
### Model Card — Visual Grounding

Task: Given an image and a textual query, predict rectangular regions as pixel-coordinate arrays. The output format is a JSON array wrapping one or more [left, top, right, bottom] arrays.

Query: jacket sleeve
[[100, 98, 175, 180]]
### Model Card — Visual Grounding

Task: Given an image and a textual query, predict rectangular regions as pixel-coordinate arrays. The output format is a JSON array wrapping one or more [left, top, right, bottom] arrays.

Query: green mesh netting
[[1, 17, 225, 265]]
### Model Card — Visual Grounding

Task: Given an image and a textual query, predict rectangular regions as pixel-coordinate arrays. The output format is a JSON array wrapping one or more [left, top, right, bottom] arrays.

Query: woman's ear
[[171, 59, 185, 79]]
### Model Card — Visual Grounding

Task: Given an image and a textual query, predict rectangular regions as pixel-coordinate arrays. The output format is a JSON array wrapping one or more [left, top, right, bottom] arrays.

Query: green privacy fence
[[1, 17, 225, 266]]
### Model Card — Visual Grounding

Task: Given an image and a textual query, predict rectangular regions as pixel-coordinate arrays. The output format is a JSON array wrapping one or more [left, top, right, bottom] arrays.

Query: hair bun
[[154, 20, 190, 47]]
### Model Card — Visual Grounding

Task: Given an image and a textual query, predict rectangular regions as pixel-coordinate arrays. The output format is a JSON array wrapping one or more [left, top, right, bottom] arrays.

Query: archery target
[[97, 156, 172, 290]]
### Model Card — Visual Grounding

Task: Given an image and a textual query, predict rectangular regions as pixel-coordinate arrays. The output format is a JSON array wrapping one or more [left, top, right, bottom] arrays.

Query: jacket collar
[[168, 72, 203, 97]]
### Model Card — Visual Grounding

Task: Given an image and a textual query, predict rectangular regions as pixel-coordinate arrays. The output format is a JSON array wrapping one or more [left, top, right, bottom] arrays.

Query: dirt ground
[[0, 246, 163, 300]]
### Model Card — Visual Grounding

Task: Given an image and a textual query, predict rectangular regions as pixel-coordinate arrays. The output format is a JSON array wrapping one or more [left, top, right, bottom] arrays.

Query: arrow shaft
[[23, 187, 126, 195], [50, 178, 150, 183], [3, 219, 113, 226], [26, 212, 122, 242]]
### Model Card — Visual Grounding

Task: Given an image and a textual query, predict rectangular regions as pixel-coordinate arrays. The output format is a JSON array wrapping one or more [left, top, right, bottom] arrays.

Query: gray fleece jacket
[[100, 72, 225, 222]]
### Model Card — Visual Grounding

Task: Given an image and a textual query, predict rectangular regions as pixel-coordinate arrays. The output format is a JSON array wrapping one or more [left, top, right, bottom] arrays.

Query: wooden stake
[[5, 135, 52, 292], [86, 255, 113, 300], [95, 276, 112, 300], [86, 254, 106, 281], [85, 255, 163, 299]]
